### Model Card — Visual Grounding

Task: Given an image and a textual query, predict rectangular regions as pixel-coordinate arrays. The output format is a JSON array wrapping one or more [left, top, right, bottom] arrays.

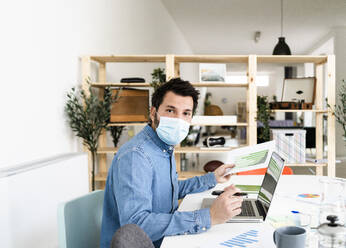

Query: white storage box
[[271, 129, 306, 163]]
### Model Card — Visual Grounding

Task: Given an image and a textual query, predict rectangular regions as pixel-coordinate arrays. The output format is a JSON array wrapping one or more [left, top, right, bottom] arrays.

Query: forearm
[[178, 172, 217, 199], [122, 208, 211, 241]]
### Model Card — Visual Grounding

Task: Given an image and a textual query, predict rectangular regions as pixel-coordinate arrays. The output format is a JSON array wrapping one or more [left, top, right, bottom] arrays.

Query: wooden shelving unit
[[272, 109, 328, 113], [91, 82, 248, 88], [81, 54, 336, 188]]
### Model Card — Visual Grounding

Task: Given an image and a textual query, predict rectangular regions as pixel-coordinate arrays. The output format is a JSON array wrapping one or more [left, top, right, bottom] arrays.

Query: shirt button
[[163, 149, 166, 152], [202, 227, 206, 231], [169, 146, 173, 150]]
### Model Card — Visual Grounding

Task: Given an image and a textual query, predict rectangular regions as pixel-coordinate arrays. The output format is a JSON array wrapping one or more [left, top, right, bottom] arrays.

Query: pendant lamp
[[273, 0, 291, 55]]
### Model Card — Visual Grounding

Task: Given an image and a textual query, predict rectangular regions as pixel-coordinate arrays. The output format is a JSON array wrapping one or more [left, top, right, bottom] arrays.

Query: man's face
[[150, 91, 194, 130]]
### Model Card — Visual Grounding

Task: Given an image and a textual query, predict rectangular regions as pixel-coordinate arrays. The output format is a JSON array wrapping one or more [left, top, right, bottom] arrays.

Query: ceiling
[[160, 0, 346, 55]]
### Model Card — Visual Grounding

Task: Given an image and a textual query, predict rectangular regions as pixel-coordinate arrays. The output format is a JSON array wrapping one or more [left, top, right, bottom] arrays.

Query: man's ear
[[150, 107, 156, 123]]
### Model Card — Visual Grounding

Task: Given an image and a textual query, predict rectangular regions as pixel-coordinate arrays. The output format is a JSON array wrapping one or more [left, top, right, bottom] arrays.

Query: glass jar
[[318, 178, 346, 226], [317, 215, 346, 248]]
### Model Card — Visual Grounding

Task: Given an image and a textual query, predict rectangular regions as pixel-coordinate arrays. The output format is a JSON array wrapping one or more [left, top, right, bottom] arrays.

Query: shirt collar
[[144, 125, 174, 154]]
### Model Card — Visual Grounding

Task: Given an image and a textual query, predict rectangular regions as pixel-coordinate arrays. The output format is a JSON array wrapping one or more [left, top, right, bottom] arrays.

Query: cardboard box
[[110, 89, 149, 122]]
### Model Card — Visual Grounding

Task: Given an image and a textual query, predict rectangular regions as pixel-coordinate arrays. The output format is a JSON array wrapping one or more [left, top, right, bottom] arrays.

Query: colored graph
[[220, 230, 259, 247]]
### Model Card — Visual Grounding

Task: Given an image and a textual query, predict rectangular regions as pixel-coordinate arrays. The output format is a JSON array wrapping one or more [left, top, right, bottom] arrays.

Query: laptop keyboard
[[238, 201, 255, 217], [255, 200, 266, 217]]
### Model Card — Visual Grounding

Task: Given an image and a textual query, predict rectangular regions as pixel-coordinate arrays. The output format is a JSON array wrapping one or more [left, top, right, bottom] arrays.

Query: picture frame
[[281, 77, 316, 103], [199, 63, 226, 82]]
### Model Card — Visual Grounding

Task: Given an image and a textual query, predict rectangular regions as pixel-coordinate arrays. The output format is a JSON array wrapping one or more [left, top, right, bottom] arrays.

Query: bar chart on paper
[[220, 230, 259, 247]]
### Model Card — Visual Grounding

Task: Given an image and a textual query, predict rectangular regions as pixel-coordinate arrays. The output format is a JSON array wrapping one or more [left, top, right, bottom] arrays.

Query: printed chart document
[[223, 141, 275, 175], [199, 223, 275, 248]]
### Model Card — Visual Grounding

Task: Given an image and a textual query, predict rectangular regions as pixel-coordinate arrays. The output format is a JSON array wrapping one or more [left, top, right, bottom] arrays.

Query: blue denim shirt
[[100, 125, 217, 248]]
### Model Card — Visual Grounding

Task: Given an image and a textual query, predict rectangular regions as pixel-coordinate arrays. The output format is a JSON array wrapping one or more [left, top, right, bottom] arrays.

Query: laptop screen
[[257, 152, 285, 207]]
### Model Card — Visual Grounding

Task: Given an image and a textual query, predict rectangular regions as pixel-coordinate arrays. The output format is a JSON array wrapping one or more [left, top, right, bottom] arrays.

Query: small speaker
[[284, 66, 297, 79]]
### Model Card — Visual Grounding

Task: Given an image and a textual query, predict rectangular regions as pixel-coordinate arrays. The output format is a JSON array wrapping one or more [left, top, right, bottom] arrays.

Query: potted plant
[[65, 81, 120, 190], [150, 68, 166, 90], [257, 95, 272, 143], [108, 125, 125, 147], [328, 79, 346, 143]]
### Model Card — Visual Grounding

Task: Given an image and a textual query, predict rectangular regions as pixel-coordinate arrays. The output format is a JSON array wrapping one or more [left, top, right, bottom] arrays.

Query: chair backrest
[[57, 190, 104, 248], [111, 224, 154, 248], [236, 166, 293, 175]]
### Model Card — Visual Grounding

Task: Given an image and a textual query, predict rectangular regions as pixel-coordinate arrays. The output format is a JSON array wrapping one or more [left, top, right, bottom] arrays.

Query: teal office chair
[[57, 190, 104, 248]]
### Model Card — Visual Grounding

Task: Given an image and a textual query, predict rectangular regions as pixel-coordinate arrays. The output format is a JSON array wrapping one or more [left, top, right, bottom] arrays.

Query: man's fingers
[[222, 164, 235, 170], [222, 185, 240, 196], [232, 208, 242, 216]]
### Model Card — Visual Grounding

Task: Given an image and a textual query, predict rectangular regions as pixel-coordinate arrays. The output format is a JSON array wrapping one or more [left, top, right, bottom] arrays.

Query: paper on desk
[[223, 141, 275, 175], [235, 185, 260, 193], [199, 223, 275, 248]]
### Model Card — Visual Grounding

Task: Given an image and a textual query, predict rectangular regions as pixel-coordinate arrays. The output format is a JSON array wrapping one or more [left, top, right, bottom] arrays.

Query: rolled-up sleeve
[[113, 148, 212, 242], [178, 172, 217, 199]]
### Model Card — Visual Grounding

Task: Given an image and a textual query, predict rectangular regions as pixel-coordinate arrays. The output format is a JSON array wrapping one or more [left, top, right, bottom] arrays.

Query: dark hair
[[151, 78, 199, 114]]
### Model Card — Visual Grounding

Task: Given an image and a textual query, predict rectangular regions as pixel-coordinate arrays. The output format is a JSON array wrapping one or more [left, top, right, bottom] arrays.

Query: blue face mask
[[156, 116, 190, 145]]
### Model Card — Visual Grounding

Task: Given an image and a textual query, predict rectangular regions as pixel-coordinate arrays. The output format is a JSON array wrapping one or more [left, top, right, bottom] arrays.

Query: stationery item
[[211, 190, 248, 197], [273, 226, 306, 248], [298, 193, 320, 199], [220, 229, 259, 247], [199, 224, 276, 248], [267, 216, 293, 229], [222, 141, 275, 175]]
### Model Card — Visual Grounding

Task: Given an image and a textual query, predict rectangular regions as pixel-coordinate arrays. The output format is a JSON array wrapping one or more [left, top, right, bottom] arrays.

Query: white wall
[[0, 0, 194, 168], [307, 27, 346, 157], [333, 27, 346, 157], [0, 153, 89, 248]]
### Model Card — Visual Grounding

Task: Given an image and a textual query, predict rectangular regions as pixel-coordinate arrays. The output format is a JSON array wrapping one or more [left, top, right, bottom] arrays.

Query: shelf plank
[[91, 82, 248, 88], [90, 55, 328, 65], [286, 163, 327, 167], [108, 122, 147, 127], [107, 122, 247, 127], [95, 172, 108, 182], [97, 147, 119, 154], [174, 146, 245, 153], [175, 55, 248, 63], [272, 109, 328, 113], [257, 55, 327, 64], [190, 82, 248, 87], [92, 82, 150, 88], [90, 55, 166, 63], [97, 146, 246, 154], [191, 122, 248, 127]]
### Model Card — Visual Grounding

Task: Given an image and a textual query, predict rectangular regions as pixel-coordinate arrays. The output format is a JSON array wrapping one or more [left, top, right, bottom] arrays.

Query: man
[[101, 78, 243, 248]]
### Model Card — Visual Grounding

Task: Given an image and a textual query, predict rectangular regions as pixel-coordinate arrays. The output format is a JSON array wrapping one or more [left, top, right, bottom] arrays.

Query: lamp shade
[[273, 37, 291, 55]]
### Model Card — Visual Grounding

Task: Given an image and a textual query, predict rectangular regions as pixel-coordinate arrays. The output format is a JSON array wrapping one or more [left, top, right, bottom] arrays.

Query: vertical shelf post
[[247, 55, 257, 145], [81, 56, 93, 191], [315, 63, 324, 176], [327, 55, 336, 177], [98, 62, 108, 188], [166, 55, 181, 173]]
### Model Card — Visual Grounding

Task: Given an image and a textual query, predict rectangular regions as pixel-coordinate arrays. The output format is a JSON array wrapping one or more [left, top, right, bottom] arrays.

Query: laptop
[[201, 151, 285, 223]]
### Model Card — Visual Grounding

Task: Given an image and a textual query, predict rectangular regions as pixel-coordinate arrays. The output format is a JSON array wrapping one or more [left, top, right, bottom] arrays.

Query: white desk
[[161, 175, 325, 248]]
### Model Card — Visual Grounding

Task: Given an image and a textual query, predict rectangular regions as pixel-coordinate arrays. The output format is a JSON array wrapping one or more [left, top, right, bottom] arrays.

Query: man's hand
[[209, 185, 243, 225], [214, 164, 235, 183]]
